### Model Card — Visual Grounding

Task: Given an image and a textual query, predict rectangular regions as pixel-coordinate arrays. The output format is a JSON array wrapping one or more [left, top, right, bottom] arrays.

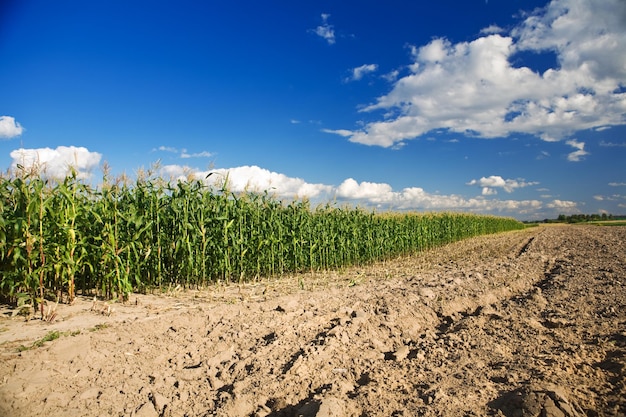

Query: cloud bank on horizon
[[324, 0, 626, 148], [6, 143, 547, 216], [160, 163, 544, 215]]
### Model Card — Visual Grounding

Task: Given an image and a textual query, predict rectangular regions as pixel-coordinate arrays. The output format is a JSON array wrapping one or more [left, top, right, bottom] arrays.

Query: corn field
[[0, 170, 524, 310]]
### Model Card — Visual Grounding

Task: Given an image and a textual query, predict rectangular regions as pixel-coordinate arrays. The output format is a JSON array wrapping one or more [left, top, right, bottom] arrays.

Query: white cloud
[[326, 0, 626, 148], [346, 64, 378, 82], [0, 116, 24, 139], [513, 0, 626, 81], [609, 182, 626, 186], [180, 149, 213, 159], [336, 178, 393, 202], [154, 146, 213, 159], [154, 146, 178, 153], [595, 126, 611, 132], [162, 164, 333, 199], [321, 128, 353, 137], [546, 199, 578, 210], [537, 150, 550, 159], [480, 25, 505, 35], [467, 175, 539, 193], [565, 139, 589, 161], [10, 146, 102, 179], [382, 70, 400, 82], [311, 13, 335, 45], [593, 193, 626, 202], [600, 140, 626, 147]]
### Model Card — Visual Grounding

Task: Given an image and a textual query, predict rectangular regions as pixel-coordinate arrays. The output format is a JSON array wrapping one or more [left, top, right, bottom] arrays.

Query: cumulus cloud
[[335, 178, 542, 214], [311, 13, 335, 45], [565, 139, 589, 161], [609, 182, 626, 187], [326, 0, 626, 148], [345, 64, 378, 82], [467, 175, 539, 194], [0, 116, 24, 139], [153, 146, 213, 159], [336, 178, 393, 202], [546, 199, 578, 210], [10, 146, 102, 179], [161, 164, 333, 199]]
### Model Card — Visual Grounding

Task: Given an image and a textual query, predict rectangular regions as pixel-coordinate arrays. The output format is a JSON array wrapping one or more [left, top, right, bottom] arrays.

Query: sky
[[1, 0, 625, 220]]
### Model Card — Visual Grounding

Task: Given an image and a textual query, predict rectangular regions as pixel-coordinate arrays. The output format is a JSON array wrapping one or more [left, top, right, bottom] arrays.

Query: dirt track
[[1, 225, 625, 417]]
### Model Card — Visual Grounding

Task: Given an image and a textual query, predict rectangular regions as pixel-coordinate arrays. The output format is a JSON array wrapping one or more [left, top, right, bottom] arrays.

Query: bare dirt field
[[1, 225, 625, 417]]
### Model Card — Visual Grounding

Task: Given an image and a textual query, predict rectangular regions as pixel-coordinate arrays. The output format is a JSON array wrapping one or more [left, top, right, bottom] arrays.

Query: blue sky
[[1, 0, 625, 220]]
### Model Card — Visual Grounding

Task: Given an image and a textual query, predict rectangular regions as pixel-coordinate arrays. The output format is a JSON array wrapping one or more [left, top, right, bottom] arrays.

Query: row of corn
[[0, 171, 524, 308]]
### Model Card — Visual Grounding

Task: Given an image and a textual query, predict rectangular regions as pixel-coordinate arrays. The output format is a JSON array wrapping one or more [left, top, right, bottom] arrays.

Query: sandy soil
[[0, 225, 624, 417]]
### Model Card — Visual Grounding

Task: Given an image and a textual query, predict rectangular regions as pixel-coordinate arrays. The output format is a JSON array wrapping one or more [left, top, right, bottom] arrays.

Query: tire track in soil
[[0, 225, 624, 417]]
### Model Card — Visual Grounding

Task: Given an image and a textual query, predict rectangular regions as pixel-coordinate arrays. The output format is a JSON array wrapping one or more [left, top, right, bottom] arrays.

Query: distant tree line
[[543, 213, 624, 223]]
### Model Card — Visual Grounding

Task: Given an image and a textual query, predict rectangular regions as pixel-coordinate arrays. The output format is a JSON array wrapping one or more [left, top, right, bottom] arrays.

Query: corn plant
[[0, 174, 44, 310]]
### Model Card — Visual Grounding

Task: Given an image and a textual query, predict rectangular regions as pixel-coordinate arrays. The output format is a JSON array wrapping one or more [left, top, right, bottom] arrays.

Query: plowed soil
[[1, 225, 625, 417]]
